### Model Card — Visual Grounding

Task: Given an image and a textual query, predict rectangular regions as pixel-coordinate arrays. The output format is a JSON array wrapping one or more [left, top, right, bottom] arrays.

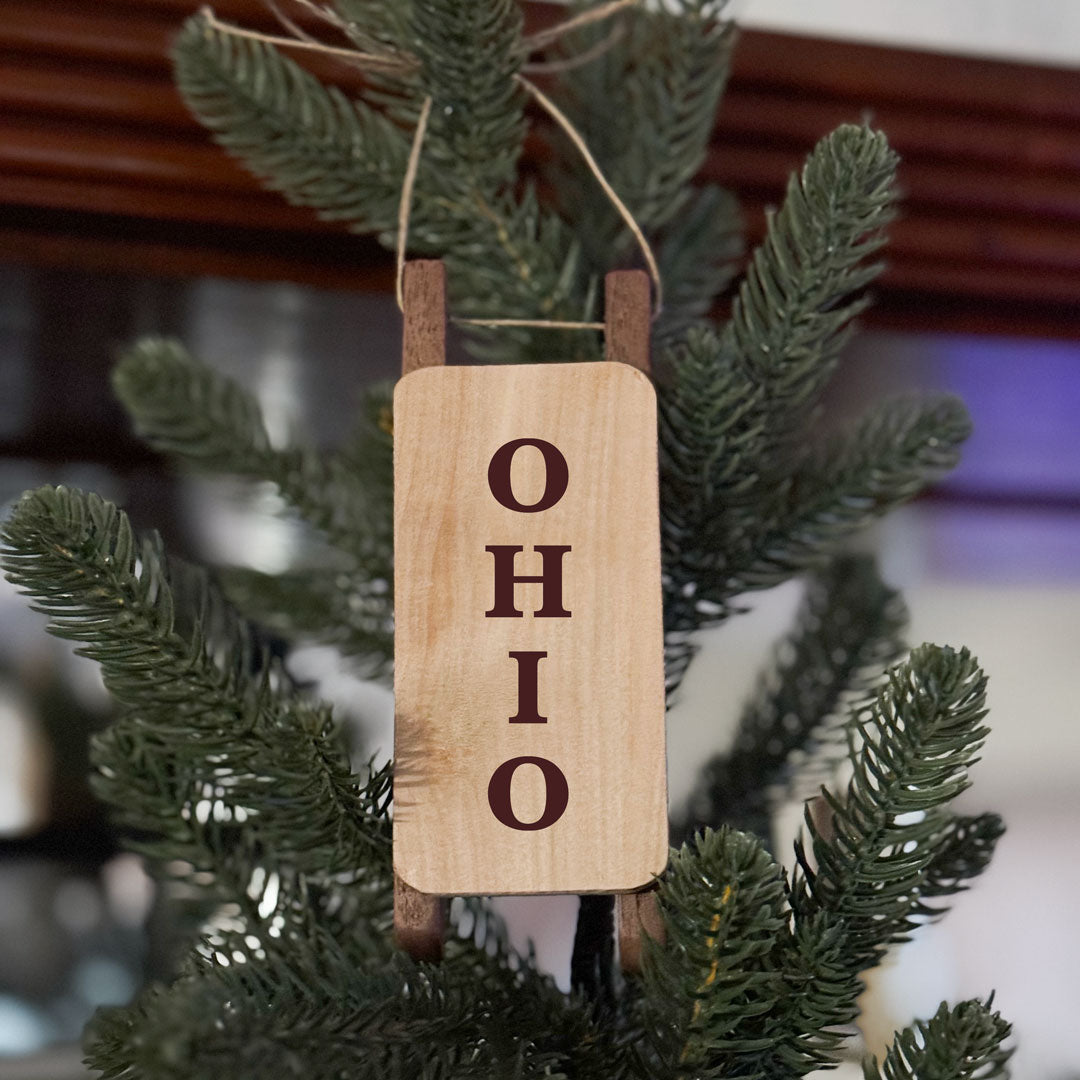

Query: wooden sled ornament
[[393, 260, 667, 972]]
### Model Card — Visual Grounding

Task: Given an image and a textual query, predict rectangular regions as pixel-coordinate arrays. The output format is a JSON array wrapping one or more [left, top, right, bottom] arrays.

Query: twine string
[[522, 0, 639, 53], [396, 95, 433, 312], [396, 77, 661, 328], [203, 2, 662, 331], [459, 317, 606, 330], [265, 0, 326, 51], [200, 7, 415, 72], [513, 73, 662, 317], [522, 24, 625, 75]]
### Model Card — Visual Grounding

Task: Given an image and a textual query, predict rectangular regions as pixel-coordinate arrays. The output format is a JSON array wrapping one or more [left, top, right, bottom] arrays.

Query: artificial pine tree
[[1, 2, 1013, 1076]]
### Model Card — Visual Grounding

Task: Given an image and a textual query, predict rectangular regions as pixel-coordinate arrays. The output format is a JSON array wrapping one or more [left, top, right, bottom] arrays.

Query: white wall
[[736, 0, 1080, 68]]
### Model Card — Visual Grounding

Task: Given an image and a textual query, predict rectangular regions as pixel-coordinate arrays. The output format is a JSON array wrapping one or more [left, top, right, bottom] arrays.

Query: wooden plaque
[[393, 360, 667, 896]]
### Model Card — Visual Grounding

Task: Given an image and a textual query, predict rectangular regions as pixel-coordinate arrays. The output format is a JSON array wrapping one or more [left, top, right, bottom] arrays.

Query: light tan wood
[[605, 269, 651, 373], [402, 259, 446, 373], [393, 357, 667, 895], [617, 887, 665, 975], [393, 873, 446, 961]]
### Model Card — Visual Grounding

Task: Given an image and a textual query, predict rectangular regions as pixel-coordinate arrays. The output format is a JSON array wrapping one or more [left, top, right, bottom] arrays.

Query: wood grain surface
[[393, 361, 667, 895]]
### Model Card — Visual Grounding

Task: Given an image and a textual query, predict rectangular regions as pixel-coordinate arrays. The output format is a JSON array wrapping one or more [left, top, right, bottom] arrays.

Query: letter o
[[487, 756, 569, 831], [487, 438, 569, 513]]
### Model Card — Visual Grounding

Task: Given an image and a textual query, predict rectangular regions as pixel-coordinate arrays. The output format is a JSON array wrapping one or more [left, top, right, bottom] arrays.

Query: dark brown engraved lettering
[[485, 545, 571, 618], [487, 438, 569, 513], [508, 650, 547, 723], [487, 756, 569, 830]]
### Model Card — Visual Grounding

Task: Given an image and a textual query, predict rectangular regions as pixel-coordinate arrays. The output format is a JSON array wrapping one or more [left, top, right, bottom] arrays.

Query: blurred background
[[0, 1, 1077, 1077]]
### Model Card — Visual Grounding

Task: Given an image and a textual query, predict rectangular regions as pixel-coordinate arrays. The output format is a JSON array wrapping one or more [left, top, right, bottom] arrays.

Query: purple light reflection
[[933, 335, 1080, 501]]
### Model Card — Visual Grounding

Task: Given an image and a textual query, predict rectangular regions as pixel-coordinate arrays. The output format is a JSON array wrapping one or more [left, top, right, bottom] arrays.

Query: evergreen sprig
[[560, 0, 736, 242], [639, 828, 865, 1080], [173, 13, 408, 232], [86, 933, 604, 1080], [641, 826, 789, 1077], [113, 338, 395, 672], [793, 644, 990, 971], [733, 393, 971, 594], [723, 126, 896, 411], [917, 812, 1004, 915], [764, 911, 863, 1077], [653, 184, 743, 347], [864, 998, 1012, 1080], [412, 0, 525, 198], [331, 0, 412, 52], [681, 554, 908, 841], [0, 487, 391, 889], [655, 127, 961, 694]]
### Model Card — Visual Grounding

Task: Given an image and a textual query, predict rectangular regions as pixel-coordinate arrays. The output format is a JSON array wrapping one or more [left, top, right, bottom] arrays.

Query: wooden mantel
[[1, 0, 1078, 338]]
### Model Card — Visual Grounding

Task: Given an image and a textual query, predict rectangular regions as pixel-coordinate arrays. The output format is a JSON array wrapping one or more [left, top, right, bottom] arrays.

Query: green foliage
[[657, 127, 954, 691], [639, 827, 863, 1079], [330, 0, 413, 51], [917, 812, 1004, 916], [767, 911, 863, 1076], [793, 644, 991, 971], [412, 0, 525, 197], [173, 14, 408, 231], [86, 934, 606, 1080], [113, 338, 394, 674], [558, 0, 737, 244], [641, 826, 790, 1077], [863, 998, 1012, 1080], [722, 127, 896, 408], [640, 644, 1002, 1079], [169, 1, 742, 365], [653, 184, 743, 347], [0, 486, 392, 896], [0, 1, 1014, 1074], [730, 393, 969, 597], [681, 554, 908, 841]]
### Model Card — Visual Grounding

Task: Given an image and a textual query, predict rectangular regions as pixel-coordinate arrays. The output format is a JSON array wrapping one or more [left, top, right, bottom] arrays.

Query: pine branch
[[657, 128, 909, 685], [331, 0, 413, 53], [560, 0, 736, 244], [653, 184, 743, 348], [0, 487, 391, 890], [173, 11, 408, 231], [173, 7, 585, 363], [761, 911, 863, 1077], [721, 125, 897, 420], [793, 644, 990, 972], [111, 334, 397, 604], [916, 812, 1004, 916], [863, 998, 1012, 1080], [220, 566, 393, 678], [442, 185, 597, 364], [680, 554, 908, 841], [112, 337, 272, 470], [86, 932, 606, 1080], [657, 326, 766, 655], [412, 0, 525, 198], [641, 827, 788, 1078], [733, 394, 970, 593]]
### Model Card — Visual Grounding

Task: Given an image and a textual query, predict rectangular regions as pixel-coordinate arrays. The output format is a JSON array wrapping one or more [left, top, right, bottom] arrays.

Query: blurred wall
[[739, 0, 1080, 67]]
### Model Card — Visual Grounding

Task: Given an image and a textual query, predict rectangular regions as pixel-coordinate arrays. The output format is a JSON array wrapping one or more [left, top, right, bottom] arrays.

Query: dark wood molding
[[1, 0, 1078, 336]]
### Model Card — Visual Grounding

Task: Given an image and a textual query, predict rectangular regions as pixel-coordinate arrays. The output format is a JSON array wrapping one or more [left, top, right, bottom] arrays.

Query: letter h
[[485, 545, 571, 618]]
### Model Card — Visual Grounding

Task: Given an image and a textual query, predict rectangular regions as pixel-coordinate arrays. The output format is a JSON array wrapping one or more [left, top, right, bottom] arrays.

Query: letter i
[[508, 650, 547, 723]]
